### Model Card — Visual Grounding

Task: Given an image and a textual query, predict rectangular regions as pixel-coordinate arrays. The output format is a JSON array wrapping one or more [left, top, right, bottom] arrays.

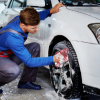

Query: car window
[[29, 0, 52, 10], [60, 0, 100, 6], [8, 0, 26, 8]]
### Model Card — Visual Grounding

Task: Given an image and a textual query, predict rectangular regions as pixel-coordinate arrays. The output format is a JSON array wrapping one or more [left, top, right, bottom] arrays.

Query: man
[[0, 3, 64, 93]]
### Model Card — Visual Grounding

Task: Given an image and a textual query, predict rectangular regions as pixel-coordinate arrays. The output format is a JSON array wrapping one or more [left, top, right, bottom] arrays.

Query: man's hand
[[53, 53, 64, 63], [53, 55, 60, 63], [50, 2, 65, 14]]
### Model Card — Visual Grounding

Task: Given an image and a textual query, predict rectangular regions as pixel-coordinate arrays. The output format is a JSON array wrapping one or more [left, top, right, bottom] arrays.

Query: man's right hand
[[53, 55, 60, 63], [53, 53, 64, 63]]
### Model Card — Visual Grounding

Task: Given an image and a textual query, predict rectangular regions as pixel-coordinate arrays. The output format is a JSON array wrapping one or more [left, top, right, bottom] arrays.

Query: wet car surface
[[0, 0, 100, 99]]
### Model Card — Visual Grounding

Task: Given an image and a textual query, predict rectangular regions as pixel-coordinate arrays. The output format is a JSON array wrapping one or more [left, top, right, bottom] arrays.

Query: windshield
[[60, 0, 100, 6]]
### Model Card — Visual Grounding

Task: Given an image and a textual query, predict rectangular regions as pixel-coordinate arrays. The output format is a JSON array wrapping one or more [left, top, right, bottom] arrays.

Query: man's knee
[[35, 43, 40, 51], [25, 42, 40, 57], [25, 42, 40, 51], [13, 65, 21, 78], [5, 64, 21, 81], [31, 42, 40, 53]]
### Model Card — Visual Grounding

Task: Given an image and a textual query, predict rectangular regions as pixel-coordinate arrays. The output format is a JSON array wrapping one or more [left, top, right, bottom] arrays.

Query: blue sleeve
[[38, 9, 51, 20], [5, 35, 54, 67]]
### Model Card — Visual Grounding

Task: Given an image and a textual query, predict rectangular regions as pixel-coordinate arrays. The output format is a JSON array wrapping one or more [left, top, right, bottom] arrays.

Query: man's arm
[[38, 9, 51, 20], [38, 2, 64, 20], [5, 35, 60, 67], [9, 3, 64, 21]]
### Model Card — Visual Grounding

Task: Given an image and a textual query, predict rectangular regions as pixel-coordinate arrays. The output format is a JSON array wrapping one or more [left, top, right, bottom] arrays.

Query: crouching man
[[0, 3, 64, 93]]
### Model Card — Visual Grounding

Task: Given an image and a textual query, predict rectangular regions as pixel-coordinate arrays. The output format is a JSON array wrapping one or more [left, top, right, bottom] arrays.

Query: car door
[[2, 0, 26, 26], [26, 11, 46, 57], [26, 0, 52, 57]]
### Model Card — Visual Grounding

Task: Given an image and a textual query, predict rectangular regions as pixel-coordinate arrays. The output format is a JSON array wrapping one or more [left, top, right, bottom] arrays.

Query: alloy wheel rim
[[50, 56, 75, 95]]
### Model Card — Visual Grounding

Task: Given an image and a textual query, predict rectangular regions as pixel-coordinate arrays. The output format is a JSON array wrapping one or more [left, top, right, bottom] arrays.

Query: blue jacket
[[0, 9, 54, 67]]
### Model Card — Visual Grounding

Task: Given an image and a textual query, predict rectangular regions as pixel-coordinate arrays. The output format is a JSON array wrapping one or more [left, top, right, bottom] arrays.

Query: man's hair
[[19, 7, 40, 26]]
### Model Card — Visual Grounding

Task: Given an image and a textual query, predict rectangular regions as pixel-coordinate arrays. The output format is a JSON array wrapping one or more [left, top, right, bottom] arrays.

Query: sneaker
[[18, 82, 41, 90], [0, 89, 3, 94]]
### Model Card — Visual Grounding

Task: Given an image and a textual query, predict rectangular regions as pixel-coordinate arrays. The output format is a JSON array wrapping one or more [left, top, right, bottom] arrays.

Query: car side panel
[[71, 41, 100, 89], [2, 8, 20, 26], [43, 12, 100, 89]]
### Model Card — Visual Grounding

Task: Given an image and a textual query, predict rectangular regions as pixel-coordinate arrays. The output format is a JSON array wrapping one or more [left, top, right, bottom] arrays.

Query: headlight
[[96, 28, 100, 43], [88, 23, 100, 43]]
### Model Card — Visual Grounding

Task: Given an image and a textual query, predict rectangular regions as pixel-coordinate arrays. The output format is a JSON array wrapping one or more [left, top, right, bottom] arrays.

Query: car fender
[[44, 7, 100, 44]]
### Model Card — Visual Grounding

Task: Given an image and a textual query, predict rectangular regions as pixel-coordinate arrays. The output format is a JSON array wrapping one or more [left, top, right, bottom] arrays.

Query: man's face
[[24, 24, 39, 34]]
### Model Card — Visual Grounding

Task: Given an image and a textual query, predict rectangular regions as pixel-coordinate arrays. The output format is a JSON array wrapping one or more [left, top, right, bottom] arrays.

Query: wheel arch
[[48, 35, 83, 80], [48, 35, 83, 98], [48, 35, 69, 56]]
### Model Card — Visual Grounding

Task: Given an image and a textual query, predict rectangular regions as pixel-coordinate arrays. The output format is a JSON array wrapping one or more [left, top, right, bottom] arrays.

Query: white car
[[0, 0, 100, 99]]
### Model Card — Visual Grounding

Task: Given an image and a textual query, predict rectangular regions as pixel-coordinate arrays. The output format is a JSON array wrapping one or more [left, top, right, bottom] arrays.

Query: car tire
[[49, 41, 83, 99]]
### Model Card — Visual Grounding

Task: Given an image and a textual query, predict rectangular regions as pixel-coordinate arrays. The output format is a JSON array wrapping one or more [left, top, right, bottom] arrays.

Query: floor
[[0, 63, 100, 100], [0, 63, 66, 100]]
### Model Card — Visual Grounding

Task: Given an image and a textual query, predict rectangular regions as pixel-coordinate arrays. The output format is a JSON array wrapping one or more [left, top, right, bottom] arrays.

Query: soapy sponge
[[55, 48, 69, 68]]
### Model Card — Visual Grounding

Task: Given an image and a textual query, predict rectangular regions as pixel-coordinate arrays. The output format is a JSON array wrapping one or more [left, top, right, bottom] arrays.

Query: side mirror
[[27, 0, 45, 7]]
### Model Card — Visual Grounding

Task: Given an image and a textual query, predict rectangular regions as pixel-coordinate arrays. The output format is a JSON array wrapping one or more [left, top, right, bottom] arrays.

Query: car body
[[0, 0, 100, 98]]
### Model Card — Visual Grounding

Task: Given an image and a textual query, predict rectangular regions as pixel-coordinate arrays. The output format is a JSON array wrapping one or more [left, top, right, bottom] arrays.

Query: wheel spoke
[[58, 75, 65, 91], [63, 60, 69, 66], [52, 68, 61, 74]]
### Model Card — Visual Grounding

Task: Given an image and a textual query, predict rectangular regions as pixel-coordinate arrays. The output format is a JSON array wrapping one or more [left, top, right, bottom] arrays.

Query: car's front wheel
[[49, 41, 83, 99]]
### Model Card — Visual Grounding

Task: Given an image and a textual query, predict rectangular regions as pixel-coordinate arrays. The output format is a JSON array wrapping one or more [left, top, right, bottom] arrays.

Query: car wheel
[[49, 41, 83, 99]]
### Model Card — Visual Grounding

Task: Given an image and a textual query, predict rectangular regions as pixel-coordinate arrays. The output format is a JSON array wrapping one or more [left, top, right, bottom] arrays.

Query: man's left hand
[[50, 2, 65, 14]]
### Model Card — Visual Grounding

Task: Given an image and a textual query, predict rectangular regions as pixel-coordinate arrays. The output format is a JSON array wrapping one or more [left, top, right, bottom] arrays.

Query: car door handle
[[48, 24, 51, 28]]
